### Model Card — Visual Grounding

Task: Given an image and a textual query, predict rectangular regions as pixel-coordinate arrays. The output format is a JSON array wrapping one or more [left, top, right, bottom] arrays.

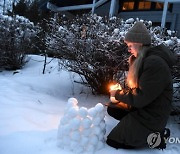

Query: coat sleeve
[[115, 56, 170, 108]]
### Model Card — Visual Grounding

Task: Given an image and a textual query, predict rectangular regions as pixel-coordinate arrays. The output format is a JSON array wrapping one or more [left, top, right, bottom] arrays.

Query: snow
[[113, 28, 119, 34], [0, 55, 179, 154], [125, 18, 134, 24]]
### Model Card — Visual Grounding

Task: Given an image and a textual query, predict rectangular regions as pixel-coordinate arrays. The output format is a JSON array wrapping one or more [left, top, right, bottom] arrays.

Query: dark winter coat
[[107, 44, 176, 147]]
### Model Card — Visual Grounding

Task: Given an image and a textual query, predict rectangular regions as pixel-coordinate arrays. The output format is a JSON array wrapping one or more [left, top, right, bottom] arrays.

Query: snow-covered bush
[[46, 14, 129, 94], [57, 98, 106, 153], [0, 14, 39, 70], [46, 13, 179, 95]]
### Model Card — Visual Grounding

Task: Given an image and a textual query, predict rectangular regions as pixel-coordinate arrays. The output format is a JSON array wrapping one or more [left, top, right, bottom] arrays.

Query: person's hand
[[110, 96, 119, 103], [109, 89, 117, 97], [109, 90, 119, 103], [109, 83, 122, 103]]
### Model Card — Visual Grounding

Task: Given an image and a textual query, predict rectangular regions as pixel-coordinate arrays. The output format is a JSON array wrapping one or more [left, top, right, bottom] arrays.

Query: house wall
[[94, 0, 120, 17], [94, 1, 180, 37], [172, 4, 180, 36], [94, 1, 111, 16], [117, 11, 173, 23]]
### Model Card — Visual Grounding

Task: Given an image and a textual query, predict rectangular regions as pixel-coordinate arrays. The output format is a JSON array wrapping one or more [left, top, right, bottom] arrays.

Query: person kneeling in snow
[[106, 22, 176, 150]]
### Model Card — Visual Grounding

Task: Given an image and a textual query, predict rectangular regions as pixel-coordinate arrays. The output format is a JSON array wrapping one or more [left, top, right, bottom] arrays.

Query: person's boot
[[156, 128, 170, 150]]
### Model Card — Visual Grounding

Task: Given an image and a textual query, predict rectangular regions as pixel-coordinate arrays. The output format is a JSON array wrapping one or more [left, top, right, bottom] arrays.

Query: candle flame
[[109, 83, 122, 91]]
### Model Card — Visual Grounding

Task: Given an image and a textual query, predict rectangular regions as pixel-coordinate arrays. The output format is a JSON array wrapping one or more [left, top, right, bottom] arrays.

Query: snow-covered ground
[[0, 55, 179, 154]]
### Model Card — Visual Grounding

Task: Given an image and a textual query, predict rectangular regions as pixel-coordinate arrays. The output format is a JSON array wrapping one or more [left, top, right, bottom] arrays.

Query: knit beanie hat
[[124, 22, 151, 45]]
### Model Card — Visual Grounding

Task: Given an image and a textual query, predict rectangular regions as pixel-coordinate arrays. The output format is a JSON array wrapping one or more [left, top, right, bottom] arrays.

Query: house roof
[[49, 0, 93, 7], [40, 0, 111, 12], [39, 0, 94, 9], [38, 0, 49, 9]]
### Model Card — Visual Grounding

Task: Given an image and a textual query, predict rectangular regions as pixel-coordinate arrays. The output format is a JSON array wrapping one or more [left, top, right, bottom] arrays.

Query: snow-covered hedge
[[0, 14, 39, 70], [46, 14, 130, 94], [46, 13, 179, 94]]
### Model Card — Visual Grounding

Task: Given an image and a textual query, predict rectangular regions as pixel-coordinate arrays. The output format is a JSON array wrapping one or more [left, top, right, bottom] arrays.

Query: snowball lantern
[[57, 98, 106, 153]]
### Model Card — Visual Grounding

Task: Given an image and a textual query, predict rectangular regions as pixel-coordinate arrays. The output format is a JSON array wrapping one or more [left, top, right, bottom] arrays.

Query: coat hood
[[147, 44, 177, 68]]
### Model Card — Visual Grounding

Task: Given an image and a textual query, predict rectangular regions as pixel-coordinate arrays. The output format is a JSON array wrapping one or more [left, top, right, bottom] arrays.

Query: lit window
[[138, 1, 151, 10], [122, 2, 135, 11]]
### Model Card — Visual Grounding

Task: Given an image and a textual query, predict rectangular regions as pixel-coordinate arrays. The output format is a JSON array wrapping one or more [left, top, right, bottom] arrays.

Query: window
[[155, 2, 172, 11], [138, 1, 151, 10], [122, 1, 135, 11], [155, 2, 164, 9]]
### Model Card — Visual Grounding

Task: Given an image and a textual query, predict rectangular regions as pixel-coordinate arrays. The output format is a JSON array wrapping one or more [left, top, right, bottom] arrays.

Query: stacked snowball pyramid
[[57, 98, 106, 153]]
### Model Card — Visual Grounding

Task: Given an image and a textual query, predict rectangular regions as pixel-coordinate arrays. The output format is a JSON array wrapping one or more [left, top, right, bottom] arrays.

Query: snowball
[[71, 131, 81, 141], [92, 126, 101, 135], [89, 135, 99, 145], [97, 141, 104, 150], [67, 107, 79, 118], [99, 121, 106, 130], [88, 108, 97, 117], [80, 136, 89, 146], [98, 112, 105, 119], [81, 128, 92, 136], [70, 141, 78, 150], [67, 97, 78, 107], [74, 146, 84, 154], [81, 117, 92, 129], [92, 117, 102, 126], [86, 144, 95, 152], [70, 117, 81, 130], [79, 107, 88, 118], [99, 132, 104, 141], [63, 125, 72, 135], [95, 103, 104, 112], [60, 116, 69, 125], [62, 136, 71, 145]]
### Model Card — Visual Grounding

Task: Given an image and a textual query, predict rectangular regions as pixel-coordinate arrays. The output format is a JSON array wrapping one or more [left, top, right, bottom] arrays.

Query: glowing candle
[[109, 83, 122, 91]]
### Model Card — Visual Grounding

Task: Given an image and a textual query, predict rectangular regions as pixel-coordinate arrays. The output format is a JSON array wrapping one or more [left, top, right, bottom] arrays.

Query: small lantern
[[109, 83, 122, 103]]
